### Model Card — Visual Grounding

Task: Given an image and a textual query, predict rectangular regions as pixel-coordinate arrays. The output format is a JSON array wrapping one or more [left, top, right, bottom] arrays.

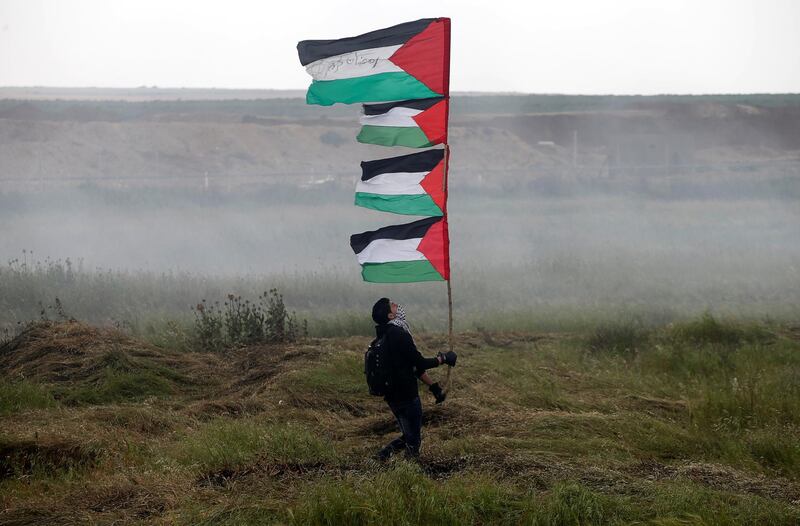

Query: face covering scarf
[[389, 304, 411, 334]]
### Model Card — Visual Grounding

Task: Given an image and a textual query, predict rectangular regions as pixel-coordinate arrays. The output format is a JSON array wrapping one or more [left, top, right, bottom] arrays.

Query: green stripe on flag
[[355, 192, 443, 216], [361, 260, 444, 283], [357, 126, 433, 148], [306, 72, 440, 106]]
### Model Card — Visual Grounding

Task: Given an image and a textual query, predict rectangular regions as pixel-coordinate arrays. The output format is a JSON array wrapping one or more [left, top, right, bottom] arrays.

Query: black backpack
[[364, 335, 390, 396]]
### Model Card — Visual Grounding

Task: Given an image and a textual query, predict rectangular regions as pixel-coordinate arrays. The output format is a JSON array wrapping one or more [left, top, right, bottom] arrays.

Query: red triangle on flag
[[417, 217, 450, 280], [419, 160, 445, 213], [412, 99, 447, 145], [389, 18, 450, 96]]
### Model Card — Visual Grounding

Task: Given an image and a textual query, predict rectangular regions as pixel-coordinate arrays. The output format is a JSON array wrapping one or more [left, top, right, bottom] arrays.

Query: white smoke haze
[[1, 92, 798, 332]]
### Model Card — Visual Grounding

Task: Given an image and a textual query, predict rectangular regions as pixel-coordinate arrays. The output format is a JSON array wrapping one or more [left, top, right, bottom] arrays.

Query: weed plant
[[192, 290, 305, 352]]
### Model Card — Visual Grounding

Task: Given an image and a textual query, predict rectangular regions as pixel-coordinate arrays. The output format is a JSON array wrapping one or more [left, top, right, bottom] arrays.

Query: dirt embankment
[[1, 99, 798, 190], [0, 117, 556, 187]]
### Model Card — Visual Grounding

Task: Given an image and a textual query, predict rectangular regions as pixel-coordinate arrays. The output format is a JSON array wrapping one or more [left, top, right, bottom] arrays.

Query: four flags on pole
[[298, 18, 451, 282]]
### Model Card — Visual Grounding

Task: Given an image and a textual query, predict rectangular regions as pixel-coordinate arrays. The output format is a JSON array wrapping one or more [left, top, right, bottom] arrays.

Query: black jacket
[[375, 323, 440, 402]]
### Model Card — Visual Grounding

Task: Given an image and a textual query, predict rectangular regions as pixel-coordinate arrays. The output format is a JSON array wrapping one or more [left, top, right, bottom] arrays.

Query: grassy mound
[[0, 321, 210, 406]]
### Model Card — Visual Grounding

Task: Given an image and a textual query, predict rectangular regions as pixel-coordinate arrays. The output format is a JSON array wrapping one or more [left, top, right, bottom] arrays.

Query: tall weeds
[[193, 290, 305, 352]]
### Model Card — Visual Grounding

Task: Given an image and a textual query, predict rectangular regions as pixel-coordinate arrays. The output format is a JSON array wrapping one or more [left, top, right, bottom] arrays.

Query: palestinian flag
[[356, 149, 446, 217], [357, 97, 447, 148], [350, 216, 450, 282], [297, 18, 450, 106]]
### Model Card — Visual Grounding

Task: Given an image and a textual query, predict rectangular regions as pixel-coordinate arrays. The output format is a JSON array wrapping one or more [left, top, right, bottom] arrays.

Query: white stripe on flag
[[356, 172, 427, 195], [305, 45, 403, 81], [356, 237, 424, 264], [359, 106, 422, 127]]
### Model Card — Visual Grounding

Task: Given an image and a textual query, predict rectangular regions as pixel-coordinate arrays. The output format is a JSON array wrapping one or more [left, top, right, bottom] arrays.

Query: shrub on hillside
[[587, 322, 650, 357], [668, 312, 774, 347], [192, 289, 305, 352]]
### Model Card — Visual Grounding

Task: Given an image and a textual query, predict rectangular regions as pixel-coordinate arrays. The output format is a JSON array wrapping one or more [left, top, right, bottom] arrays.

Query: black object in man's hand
[[437, 350, 457, 367], [429, 382, 446, 404]]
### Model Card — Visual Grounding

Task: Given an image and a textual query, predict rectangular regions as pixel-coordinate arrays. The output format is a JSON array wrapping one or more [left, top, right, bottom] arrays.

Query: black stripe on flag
[[362, 97, 442, 116], [297, 18, 435, 66], [361, 149, 444, 181], [350, 217, 441, 255]]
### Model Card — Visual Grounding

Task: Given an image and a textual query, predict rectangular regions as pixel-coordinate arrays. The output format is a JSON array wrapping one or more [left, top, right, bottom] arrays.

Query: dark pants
[[377, 396, 423, 460]]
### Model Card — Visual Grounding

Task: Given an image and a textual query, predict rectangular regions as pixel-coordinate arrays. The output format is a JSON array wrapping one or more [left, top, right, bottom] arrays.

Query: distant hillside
[[2, 92, 800, 121], [1, 94, 799, 197]]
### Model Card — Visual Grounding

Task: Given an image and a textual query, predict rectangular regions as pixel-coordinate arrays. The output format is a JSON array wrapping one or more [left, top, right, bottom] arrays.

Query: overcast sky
[[0, 0, 798, 94]]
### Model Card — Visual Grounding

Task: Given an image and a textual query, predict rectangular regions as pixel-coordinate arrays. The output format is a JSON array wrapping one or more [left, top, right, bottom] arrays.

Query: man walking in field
[[369, 297, 457, 461]]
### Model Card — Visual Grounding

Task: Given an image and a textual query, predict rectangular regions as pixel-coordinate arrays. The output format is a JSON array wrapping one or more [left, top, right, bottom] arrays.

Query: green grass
[[172, 419, 337, 473], [288, 352, 365, 396], [58, 370, 175, 405], [0, 380, 57, 415], [181, 504, 281, 526], [745, 429, 800, 477], [496, 360, 568, 410], [41, 348, 194, 406], [529, 482, 623, 526], [289, 465, 800, 526], [289, 463, 528, 526], [644, 482, 800, 526], [458, 319, 800, 477]]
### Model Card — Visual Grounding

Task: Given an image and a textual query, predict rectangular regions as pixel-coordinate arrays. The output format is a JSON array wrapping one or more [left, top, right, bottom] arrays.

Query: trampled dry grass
[[1, 320, 799, 525]]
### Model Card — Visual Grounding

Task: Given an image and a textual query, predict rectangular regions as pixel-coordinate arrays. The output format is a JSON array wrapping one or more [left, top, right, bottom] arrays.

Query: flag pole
[[444, 142, 453, 355], [447, 279, 453, 353], [443, 17, 453, 390], [443, 126, 454, 393]]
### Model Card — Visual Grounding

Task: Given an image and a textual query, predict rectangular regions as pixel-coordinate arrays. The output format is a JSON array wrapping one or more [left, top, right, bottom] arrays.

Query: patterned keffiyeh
[[389, 304, 411, 334]]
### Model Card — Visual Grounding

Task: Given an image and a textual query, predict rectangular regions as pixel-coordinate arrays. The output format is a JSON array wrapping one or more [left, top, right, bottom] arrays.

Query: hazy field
[[1, 185, 799, 339], [2, 94, 799, 336]]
